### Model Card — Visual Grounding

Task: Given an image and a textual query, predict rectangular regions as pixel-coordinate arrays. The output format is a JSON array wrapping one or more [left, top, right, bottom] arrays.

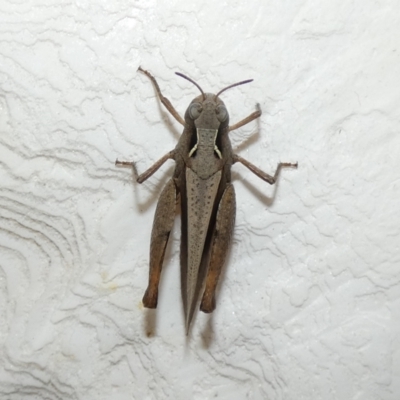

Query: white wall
[[0, 0, 399, 399]]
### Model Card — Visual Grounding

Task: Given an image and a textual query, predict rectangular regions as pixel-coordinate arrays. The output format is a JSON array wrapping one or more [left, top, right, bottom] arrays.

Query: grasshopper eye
[[216, 105, 228, 122], [189, 103, 203, 119]]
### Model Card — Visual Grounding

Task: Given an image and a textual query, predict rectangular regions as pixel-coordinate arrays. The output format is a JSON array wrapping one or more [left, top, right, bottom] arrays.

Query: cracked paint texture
[[0, 0, 400, 399]]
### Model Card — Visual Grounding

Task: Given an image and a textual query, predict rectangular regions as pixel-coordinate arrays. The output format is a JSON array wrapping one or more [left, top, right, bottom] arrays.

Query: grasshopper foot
[[200, 292, 216, 313], [142, 287, 158, 308]]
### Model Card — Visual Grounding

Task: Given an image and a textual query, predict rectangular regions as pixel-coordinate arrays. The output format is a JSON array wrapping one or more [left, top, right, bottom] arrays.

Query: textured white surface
[[1, 0, 400, 399]]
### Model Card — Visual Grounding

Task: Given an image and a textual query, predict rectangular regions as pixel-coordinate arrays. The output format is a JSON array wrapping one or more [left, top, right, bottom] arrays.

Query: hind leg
[[142, 179, 177, 308], [200, 184, 236, 313]]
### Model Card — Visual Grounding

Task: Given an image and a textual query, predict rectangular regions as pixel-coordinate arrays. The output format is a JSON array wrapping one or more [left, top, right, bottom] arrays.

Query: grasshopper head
[[176, 72, 253, 131], [186, 94, 229, 131]]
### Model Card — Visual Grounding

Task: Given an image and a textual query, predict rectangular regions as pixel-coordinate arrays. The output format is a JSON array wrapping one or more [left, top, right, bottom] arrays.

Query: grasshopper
[[116, 67, 297, 332]]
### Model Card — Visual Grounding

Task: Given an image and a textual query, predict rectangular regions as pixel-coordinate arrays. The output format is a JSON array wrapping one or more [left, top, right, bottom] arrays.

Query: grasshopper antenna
[[175, 72, 206, 101], [215, 79, 253, 99]]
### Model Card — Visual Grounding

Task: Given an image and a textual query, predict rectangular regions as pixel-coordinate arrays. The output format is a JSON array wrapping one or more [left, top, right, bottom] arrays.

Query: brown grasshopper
[[116, 67, 297, 332]]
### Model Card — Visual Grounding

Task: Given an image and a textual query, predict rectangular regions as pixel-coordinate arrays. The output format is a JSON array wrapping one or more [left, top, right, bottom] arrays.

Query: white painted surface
[[1, 0, 399, 399]]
